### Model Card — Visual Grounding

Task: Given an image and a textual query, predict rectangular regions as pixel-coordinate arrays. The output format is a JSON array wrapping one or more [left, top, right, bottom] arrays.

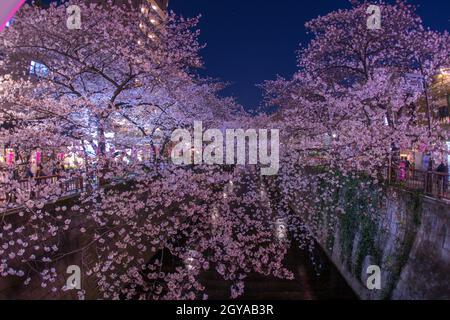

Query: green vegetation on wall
[[315, 171, 382, 271]]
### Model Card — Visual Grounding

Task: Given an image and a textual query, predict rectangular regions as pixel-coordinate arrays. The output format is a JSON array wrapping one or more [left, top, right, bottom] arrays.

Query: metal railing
[[0, 175, 84, 206], [390, 167, 449, 201]]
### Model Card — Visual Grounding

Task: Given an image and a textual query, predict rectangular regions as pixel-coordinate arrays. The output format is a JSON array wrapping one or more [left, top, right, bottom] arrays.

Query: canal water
[[134, 241, 358, 300], [205, 172, 358, 300], [199, 241, 358, 300], [128, 169, 358, 300]]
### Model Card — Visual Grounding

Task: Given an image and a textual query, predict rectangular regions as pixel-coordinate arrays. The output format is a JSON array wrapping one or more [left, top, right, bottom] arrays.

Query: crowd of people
[[0, 159, 68, 202], [0, 157, 67, 180], [396, 155, 449, 198]]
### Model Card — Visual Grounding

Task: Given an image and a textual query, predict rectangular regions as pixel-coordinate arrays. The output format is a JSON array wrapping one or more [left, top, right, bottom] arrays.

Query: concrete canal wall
[[300, 189, 450, 300]]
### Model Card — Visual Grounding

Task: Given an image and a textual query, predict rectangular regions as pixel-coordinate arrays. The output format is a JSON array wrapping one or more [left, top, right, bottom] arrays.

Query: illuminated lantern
[[7, 149, 14, 166], [35, 150, 41, 164]]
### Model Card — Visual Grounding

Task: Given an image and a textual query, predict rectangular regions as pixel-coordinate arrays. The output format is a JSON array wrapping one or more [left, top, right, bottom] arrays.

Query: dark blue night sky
[[29, 0, 450, 111], [170, 0, 450, 111]]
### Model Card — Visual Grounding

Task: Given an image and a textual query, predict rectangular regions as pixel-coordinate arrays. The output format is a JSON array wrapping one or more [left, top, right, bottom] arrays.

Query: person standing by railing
[[52, 161, 64, 183], [437, 161, 449, 196], [404, 157, 412, 178], [36, 163, 48, 186], [399, 158, 407, 181], [25, 166, 34, 179], [424, 156, 433, 194], [0, 170, 9, 203], [0, 169, 15, 204]]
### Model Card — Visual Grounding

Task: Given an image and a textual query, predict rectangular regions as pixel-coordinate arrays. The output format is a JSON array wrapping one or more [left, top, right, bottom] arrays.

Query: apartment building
[[0, 0, 170, 168]]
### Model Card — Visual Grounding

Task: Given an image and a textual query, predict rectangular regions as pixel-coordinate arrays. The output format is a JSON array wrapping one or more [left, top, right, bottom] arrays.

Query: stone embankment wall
[[297, 189, 450, 300]]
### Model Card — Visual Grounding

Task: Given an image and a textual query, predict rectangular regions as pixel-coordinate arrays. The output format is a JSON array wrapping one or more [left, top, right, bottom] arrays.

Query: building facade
[[434, 68, 450, 167]]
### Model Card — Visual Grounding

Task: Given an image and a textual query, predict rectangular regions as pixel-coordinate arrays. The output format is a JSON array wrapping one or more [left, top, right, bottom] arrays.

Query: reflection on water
[[125, 172, 358, 300], [131, 239, 358, 300], [201, 241, 358, 300]]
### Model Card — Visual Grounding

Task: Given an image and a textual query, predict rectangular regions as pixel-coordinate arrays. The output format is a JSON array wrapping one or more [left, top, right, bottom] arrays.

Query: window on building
[[29, 60, 49, 77]]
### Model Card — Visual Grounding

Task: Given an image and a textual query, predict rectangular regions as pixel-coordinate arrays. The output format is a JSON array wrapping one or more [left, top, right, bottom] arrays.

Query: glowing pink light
[[7, 151, 14, 166]]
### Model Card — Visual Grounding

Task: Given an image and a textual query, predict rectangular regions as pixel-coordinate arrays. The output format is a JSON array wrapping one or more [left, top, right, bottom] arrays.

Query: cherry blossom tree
[[0, 1, 289, 300], [261, 0, 449, 254], [1, 0, 448, 301]]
